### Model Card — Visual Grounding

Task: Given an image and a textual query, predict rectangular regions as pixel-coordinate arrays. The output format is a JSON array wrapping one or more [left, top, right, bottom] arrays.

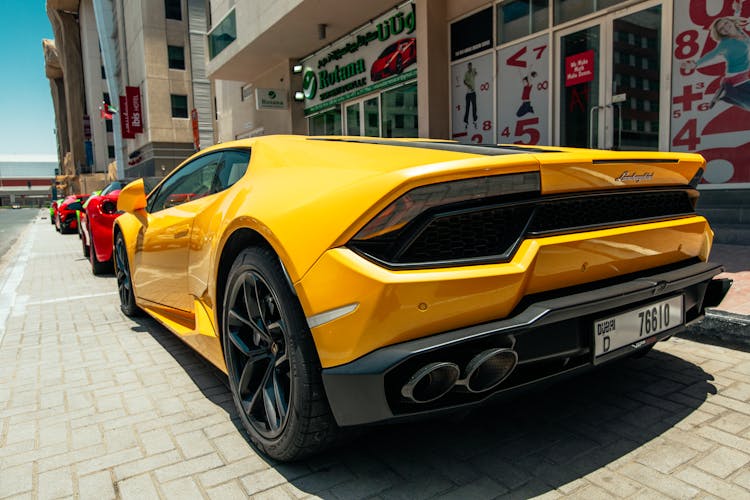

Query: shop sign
[[565, 50, 594, 87], [671, 0, 750, 184], [301, 2, 416, 115], [450, 7, 493, 61], [451, 53, 494, 144], [120, 95, 134, 139], [497, 35, 549, 146], [256, 88, 289, 110], [126, 86, 143, 134]]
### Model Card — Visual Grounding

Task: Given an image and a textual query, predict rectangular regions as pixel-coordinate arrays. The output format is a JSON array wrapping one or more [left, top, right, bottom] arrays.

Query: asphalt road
[[0, 207, 45, 261]]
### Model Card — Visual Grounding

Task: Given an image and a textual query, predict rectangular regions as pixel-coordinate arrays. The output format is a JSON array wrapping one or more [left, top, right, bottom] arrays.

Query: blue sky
[[0, 2, 57, 157]]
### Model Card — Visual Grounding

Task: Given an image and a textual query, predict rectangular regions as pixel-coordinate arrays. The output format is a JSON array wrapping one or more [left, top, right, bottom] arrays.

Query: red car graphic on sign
[[370, 37, 416, 82]]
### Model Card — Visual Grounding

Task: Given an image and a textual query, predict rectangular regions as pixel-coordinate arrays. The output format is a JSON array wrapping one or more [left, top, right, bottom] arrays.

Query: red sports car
[[55, 194, 88, 234], [81, 179, 157, 274], [370, 37, 416, 82]]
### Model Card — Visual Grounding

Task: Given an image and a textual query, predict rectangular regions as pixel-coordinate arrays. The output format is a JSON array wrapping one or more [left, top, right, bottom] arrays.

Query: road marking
[[0, 224, 34, 344], [26, 291, 117, 306]]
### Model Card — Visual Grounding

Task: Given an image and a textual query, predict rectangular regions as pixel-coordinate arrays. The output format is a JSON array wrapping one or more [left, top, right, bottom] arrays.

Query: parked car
[[50, 198, 64, 224], [370, 37, 416, 81], [113, 135, 730, 461], [11, 203, 21, 209], [78, 190, 101, 240], [55, 194, 88, 234], [81, 178, 158, 274]]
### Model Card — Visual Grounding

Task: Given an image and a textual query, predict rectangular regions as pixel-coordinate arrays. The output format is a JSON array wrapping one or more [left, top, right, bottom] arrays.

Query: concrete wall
[[215, 60, 295, 141]]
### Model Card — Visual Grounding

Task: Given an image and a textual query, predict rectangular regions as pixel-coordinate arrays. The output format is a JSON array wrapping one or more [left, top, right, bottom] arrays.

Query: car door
[[134, 151, 224, 312], [187, 149, 251, 300]]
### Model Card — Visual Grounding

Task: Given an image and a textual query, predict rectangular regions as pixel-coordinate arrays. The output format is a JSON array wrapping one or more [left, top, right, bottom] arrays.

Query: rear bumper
[[321, 261, 730, 426]]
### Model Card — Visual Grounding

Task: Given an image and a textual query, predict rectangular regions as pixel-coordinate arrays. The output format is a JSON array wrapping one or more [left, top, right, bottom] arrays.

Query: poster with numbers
[[497, 35, 550, 146], [671, 0, 750, 184], [451, 53, 494, 144]]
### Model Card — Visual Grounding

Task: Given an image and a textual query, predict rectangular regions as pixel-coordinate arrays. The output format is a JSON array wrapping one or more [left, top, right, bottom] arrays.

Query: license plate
[[594, 295, 683, 358]]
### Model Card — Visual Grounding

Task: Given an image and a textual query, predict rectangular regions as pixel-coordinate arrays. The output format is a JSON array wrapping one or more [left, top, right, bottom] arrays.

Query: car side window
[[147, 152, 223, 213], [211, 149, 251, 194]]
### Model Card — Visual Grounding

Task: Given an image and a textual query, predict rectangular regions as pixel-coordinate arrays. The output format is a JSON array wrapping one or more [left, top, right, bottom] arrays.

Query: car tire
[[114, 233, 141, 316], [222, 247, 339, 461], [82, 235, 90, 258], [90, 237, 111, 275]]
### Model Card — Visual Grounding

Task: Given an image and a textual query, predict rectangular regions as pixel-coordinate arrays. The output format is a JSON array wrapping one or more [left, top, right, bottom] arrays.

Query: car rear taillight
[[348, 173, 540, 268], [101, 200, 118, 214]]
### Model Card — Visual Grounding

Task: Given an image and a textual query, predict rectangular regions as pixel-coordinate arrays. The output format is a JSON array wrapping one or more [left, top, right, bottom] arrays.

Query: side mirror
[[67, 201, 83, 211], [118, 178, 147, 213]]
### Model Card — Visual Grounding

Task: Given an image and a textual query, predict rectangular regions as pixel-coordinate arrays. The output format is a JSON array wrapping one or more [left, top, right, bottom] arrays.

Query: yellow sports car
[[114, 135, 730, 460]]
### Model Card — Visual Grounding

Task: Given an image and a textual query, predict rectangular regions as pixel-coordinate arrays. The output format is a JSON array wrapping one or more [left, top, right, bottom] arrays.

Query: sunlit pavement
[[1, 212, 749, 499]]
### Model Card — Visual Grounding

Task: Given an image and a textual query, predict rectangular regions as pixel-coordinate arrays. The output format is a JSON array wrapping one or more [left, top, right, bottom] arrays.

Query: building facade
[[45, 0, 117, 195], [206, 0, 749, 187], [93, 0, 215, 178]]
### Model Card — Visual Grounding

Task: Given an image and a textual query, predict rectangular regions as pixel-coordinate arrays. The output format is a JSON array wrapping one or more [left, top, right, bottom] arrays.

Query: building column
[[48, 8, 87, 176], [416, 0, 449, 139]]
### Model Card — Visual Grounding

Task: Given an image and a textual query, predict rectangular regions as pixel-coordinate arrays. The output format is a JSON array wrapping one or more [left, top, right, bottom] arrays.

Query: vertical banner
[[126, 86, 143, 134], [671, 0, 750, 184], [451, 53, 494, 144], [497, 35, 550, 146], [120, 96, 134, 139], [85, 140, 94, 167], [191, 109, 200, 151]]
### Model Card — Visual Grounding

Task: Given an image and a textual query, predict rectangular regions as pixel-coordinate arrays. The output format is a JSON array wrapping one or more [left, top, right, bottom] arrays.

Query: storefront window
[[308, 108, 342, 135], [364, 97, 380, 137], [497, 0, 549, 44], [346, 104, 360, 136], [554, 0, 625, 25], [559, 25, 600, 148], [381, 84, 418, 138]]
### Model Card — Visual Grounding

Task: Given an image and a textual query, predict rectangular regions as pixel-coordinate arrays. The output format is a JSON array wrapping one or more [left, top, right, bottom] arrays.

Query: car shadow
[[129, 316, 715, 497]]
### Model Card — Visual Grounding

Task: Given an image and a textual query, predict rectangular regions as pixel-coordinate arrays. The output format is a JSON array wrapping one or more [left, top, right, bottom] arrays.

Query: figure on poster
[[463, 62, 478, 129], [681, 1, 750, 110], [516, 71, 537, 117]]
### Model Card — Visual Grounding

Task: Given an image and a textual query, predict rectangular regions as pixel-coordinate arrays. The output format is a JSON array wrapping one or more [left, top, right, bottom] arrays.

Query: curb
[[685, 311, 750, 348]]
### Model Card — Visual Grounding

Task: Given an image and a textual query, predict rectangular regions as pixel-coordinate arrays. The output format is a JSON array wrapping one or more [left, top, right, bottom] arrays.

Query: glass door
[[555, 1, 666, 150], [343, 95, 381, 137]]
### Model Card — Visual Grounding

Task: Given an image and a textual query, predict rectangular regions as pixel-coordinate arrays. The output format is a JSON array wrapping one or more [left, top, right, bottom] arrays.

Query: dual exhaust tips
[[401, 348, 518, 404]]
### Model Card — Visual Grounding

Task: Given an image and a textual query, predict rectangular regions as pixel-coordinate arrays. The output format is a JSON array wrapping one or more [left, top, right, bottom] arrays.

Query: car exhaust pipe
[[463, 348, 518, 393], [702, 278, 732, 309], [401, 362, 460, 403]]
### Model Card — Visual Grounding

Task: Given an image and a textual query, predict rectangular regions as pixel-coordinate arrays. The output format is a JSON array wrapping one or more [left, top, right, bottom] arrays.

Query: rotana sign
[[301, 2, 416, 114], [319, 59, 366, 89]]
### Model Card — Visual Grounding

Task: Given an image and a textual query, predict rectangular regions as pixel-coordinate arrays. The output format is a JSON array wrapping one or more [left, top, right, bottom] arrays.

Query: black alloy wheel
[[114, 233, 140, 316], [223, 247, 338, 461]]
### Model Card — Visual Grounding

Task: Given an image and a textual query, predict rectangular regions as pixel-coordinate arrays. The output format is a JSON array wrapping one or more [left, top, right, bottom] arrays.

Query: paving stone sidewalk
[[1, 212, 750, 499]]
